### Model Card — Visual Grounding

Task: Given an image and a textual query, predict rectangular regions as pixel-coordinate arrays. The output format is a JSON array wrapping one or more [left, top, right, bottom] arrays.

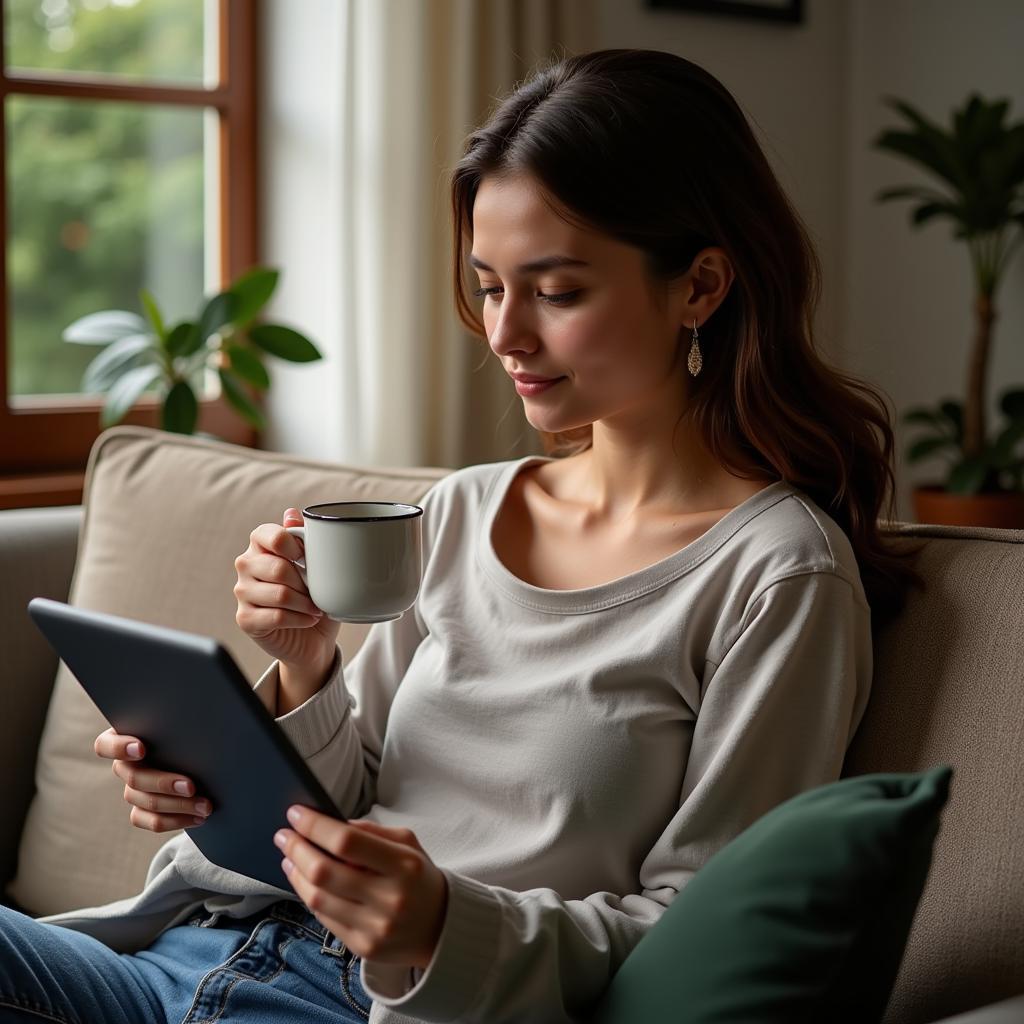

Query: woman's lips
[[514, 377, 565, 396]]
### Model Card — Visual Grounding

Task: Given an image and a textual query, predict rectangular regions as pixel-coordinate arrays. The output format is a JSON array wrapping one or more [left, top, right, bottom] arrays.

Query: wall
[[259, 1, 1024, 516], [843, 0, 1024, 518], [595, 0, 849, 363], [593, 0, 1024, 519]]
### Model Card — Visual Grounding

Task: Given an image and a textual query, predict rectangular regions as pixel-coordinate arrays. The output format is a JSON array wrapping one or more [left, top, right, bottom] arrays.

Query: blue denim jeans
[[0, 899, 375, 1023]]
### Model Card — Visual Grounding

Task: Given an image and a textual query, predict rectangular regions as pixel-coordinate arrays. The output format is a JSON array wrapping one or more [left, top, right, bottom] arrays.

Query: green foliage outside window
[[6, 0, 206, 397]]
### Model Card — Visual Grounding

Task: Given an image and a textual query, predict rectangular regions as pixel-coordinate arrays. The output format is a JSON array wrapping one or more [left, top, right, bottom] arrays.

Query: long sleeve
[[359, 569, 873, 1023], [251, 600, 429, 819], [250, 477, 448, 820]]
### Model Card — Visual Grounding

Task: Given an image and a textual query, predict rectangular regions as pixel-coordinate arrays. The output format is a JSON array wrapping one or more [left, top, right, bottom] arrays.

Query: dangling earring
[[687, 319, 703, 377]]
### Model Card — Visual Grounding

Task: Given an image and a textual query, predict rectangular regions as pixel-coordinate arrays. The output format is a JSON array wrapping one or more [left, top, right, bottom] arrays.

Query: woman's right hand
[[94, 728, 211, 832], [233, 508, 341, 673]]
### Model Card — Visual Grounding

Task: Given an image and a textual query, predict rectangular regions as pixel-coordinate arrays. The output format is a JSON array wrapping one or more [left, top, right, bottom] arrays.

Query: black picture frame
[[646, 0, 803, 24]]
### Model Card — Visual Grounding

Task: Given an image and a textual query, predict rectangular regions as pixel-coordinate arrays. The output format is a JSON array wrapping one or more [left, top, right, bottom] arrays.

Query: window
[[0, 0, 258, 509]]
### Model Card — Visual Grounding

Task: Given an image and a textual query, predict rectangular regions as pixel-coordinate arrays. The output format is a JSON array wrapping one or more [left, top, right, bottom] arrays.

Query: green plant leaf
[[903, 406, 946, 429], [82, 333, 159, 393], [196, 291, 237, 348], [946, 456, 989, 495], [907, 435, 957, 462], [248, 324, 322, 362], [878, 96, 967, 191], [100, 363, 164, 428], [1000, 389, 1024, 418], [228, 267, 279, 326], [874, 130, 963, 196], [177, 346, 214, 384], [875, 185, 952, 204], [959, 95, 1011, 175], [218, 368, 265, 429], [139, 288, 166, 343], [911, 200, 963, 226], [992, 420, 1024, 464], [63, 309, 148, 345], [166, 320, 199, 358], [939, 399, 964, 441], [162, 379, 199, 434], [225, 343, 270, 389]]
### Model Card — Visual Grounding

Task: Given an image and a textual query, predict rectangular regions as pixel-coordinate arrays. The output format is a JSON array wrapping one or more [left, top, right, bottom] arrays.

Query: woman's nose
[[487, 297, 538, 358]]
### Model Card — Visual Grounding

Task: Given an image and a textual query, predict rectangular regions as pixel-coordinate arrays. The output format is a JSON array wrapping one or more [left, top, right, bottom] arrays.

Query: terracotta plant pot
[[912, 486, 1024, 528]]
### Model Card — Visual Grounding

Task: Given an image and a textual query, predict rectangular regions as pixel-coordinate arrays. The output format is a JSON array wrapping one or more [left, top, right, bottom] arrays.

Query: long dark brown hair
[[449, 48, 924, 632]]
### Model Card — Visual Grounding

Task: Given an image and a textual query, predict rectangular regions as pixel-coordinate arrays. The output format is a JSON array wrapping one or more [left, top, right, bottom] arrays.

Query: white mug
[[285, 501, 423, 623]]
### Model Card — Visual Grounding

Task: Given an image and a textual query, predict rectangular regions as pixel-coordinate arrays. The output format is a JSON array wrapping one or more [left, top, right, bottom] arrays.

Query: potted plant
[[874, 93, 1024, 527], [63, 266, 322, 436]]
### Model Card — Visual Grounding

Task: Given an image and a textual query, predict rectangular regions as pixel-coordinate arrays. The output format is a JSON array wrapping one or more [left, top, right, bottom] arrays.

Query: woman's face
[[470, 172, 694, 436]]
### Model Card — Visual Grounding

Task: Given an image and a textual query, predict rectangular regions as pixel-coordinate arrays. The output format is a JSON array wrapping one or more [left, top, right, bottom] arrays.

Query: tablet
[[27, 597, 344, 890]]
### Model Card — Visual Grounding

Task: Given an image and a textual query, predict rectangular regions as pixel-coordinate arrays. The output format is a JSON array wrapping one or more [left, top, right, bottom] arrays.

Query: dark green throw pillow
[[588, 765, 953, 1024]]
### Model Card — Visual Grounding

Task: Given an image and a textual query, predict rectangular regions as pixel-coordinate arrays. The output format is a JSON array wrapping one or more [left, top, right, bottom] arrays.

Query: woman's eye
[[540, 290, 582, 306], [472, 286, 582, 306]]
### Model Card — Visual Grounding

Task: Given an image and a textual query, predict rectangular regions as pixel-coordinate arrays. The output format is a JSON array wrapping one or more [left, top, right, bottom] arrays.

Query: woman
[[0, 49, 921, 1023]]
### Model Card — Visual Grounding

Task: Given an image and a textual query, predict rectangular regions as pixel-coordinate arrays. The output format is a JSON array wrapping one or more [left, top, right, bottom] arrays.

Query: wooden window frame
[[0, 0, 259, 509]]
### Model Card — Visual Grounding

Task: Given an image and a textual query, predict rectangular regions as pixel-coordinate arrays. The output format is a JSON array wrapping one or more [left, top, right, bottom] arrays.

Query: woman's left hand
[[274, 807, 448, 970]]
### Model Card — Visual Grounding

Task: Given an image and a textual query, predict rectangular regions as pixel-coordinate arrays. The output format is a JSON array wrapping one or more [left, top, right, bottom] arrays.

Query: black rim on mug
[[302, 502, 423, 523]]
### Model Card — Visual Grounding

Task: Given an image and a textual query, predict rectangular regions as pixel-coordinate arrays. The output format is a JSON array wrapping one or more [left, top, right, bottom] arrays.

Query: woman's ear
[[679, 247, 734, 326]]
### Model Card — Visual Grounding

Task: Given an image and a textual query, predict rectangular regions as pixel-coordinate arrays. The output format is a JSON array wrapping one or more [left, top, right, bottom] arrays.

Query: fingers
[[112, 758, 209, 829], [234, 546, 324, 635], [121, 781, 211, 821], [235, 549, 307, 598], [128, 805, 209, 833], [237, 604, 324, 635], [95, 732, 211, 834], [284, 806, 408, 874], [110, 757, 199, 799], [248, 521, 306, 563], [281, 855, 374, 938], [235, 554, 317, 610], [247, 580, 323, 618], [276, 830, 381, 908], [117, 768, 212, 832], [94, 727, 145, 761]]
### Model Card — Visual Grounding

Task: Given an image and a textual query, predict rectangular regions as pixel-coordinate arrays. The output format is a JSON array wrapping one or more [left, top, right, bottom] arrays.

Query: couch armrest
[[930, 994, 1024, 1023], [0, 505, 82, 894]]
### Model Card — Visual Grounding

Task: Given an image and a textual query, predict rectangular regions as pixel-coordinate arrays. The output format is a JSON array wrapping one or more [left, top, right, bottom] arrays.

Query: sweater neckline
[[476, 455, 796, 614]]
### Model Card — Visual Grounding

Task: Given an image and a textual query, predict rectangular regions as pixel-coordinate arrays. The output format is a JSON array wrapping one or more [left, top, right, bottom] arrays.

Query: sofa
[[1, 425, 1022, 1023]]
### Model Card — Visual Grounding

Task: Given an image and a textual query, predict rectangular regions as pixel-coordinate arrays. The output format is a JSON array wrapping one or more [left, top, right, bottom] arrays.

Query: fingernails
[[194, 800, 211, 816], [274, 830, 288, 849], [287, 806, 303, 825], [282, 857, 294, 875], [173, 780, 191, 796], [126, 742, 142, 759]]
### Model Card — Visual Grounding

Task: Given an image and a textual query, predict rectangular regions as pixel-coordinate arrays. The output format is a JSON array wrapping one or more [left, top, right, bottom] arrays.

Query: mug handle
[[284, 526, 308, 586]]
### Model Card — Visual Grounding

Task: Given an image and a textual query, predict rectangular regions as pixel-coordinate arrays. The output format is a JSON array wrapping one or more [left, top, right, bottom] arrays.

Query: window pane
[[4, 0, 212, 86], [7, 95, 211, 397]]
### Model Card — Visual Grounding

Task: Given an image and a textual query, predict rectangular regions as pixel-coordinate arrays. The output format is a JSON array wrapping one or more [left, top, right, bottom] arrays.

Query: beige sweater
[[44, 455, 873, 1024]]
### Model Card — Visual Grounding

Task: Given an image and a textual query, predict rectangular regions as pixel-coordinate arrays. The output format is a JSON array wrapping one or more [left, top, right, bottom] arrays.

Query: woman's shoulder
[[727, 481, 867, 605]]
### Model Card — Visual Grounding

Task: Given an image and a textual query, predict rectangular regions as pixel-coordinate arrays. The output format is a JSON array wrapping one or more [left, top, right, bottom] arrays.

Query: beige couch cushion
[[11, 426, 450, 916], [841, 522, 1024, 1024]]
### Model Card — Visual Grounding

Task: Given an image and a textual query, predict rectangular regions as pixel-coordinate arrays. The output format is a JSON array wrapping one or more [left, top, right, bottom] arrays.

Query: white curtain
[[326, 0, 594, 469]]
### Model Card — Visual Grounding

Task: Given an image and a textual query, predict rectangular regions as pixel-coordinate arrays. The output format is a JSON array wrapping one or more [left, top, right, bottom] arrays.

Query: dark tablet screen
[[27, 597, 344, 890]]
